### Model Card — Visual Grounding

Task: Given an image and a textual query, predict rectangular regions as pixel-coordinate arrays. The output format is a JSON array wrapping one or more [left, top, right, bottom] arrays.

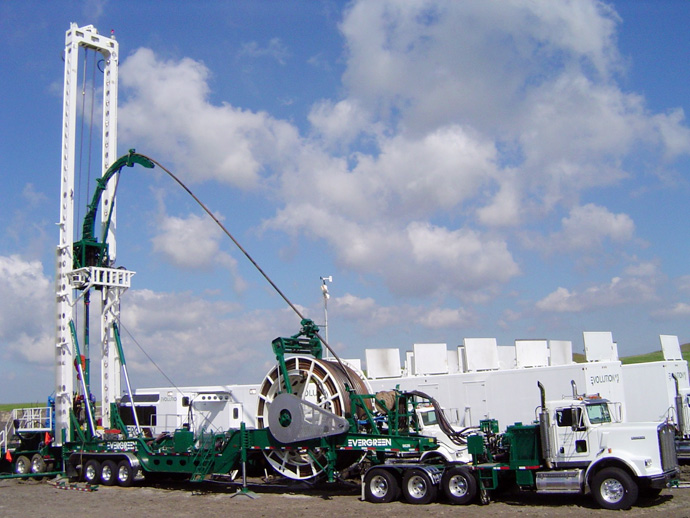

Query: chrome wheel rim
[[85, 463, 98, 481], [448, 474, 468, 497], [601, 478, 625, 504], [101, 465, 113, 482], [407, 475, 427, 498], [370, 475, 389, 498]]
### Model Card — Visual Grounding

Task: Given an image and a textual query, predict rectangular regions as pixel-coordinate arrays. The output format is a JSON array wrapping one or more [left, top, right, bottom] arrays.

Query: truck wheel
[[402, 468, 438, 505], [441, 466, 477, 504], [30, 454, 46, 473], [116, 460, 134, 487], [364, 468, 399, 503], [591, 467, 638, 510], [83, 459, 101, 484], [15, 455, 31, 475], [101, 460, 118, 486]]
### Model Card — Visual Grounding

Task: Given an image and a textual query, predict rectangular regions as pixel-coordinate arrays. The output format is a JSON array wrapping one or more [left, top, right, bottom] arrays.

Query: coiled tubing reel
[[256, 353, 373, 481]]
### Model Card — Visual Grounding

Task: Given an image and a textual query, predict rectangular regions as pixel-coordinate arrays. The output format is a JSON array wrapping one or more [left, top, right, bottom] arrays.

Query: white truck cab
[[415, 405, 471, 463], [537, 383, 679, 508]]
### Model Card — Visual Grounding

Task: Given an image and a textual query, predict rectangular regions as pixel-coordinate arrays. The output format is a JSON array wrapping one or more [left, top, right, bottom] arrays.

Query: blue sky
[[1, 1, 690, 403]]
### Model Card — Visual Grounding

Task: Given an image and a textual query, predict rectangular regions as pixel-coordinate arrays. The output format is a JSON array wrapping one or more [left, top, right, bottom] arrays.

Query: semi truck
[[362, 381, 679, 510], [365, 333, 690, 458]]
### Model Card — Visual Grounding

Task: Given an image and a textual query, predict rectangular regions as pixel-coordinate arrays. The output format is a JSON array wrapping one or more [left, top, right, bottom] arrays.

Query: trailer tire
[[15, 455, 31, 475], [83, 459, 101, 484], [441, 466, 477, 504], [402, 468, 438, 505], [116, 460, 135, 487], [364, 468, 400, 503], [591, 467, 638, 510], [30, 453, 46, 473], [101, 460, 118, 486]]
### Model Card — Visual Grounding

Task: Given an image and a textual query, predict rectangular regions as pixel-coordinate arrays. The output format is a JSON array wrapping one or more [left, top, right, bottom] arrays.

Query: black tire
[[83, 459, 101, 484], [441, 466, 477, 504], [591, 467, 638, 510], [116, 460, 134, 487], [15, 455, 31, 475], [402, 468, 438, 505], [363, 468, 400, 503], [101, 460, 118, 486]]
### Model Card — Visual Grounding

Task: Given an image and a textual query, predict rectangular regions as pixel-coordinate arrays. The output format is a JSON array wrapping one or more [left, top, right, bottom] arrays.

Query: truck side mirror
[[571, 408, 586, 432]]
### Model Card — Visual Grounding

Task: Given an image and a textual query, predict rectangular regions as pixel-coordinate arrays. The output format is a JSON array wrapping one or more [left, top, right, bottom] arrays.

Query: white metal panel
[[549, 340, 573, 366], [447, 349, 460, 374], [464, 338, 500, 371], [413, 343, 448, 375], [463, 381, 488, 426], [365, 348, 401, 378], [497, 346, 516, 369], [457, 346, 466, 373], [405, 350, 414, 376], [661, 335, 683, 361], [583, 331, 618, 362], [515, 339, 549, 368], [343, 358, 363, 373]]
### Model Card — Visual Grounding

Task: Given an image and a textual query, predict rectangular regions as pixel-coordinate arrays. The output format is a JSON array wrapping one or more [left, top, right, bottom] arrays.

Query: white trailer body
[[118, 384, 260, 436], [622, 361, 689, 423], [367, 356, 625, 428], [365, 333, 627, 428], [621, 335, 689, 431]]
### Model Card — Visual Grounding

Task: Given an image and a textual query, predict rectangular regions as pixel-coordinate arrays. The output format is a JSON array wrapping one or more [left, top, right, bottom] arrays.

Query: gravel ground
[[1, 469, 689, 518]]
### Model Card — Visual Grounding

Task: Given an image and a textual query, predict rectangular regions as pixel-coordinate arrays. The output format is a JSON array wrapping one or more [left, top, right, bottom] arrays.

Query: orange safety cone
[[4, 450, 11, 462]]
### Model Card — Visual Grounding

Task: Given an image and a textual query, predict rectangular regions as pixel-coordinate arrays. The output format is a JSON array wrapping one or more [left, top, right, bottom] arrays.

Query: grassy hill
[[0, 402, 44, 413]]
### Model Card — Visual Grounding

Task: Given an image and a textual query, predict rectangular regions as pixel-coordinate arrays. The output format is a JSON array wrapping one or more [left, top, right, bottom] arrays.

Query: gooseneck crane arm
[[73, 149, 154, 269]]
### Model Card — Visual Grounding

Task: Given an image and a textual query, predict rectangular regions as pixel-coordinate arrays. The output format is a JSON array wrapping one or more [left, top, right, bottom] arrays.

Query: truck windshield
[[420, 410, 438, 427], [585, 403, 612, 424]]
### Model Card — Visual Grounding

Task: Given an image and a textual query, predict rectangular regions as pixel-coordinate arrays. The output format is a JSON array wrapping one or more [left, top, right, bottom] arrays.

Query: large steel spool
[[257, 355, 372, 480]]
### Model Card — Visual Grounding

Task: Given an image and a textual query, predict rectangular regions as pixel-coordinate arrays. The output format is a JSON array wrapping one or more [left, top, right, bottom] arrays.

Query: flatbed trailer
[[61, 417, 437, 487]]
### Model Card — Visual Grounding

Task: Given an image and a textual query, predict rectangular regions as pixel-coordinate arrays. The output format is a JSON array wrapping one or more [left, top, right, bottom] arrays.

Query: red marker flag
[[4, 450, 11, 462]]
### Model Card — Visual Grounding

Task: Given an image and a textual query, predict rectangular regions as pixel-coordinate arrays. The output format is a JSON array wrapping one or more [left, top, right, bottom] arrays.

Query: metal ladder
[[190, 431, 216, 482]]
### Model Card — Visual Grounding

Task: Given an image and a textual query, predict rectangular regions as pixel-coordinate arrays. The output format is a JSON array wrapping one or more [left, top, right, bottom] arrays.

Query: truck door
[[552, 406, 590, 465]]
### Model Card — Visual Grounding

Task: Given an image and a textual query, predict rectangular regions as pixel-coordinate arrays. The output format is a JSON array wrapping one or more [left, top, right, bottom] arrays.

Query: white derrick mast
[[55, 23, 129, 444]]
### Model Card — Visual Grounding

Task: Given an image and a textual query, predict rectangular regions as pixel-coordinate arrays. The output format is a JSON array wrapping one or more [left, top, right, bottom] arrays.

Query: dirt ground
[[1, 469, 690, 518]]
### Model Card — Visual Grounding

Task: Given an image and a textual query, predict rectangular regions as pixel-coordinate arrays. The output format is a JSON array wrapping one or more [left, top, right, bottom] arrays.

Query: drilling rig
[[0, 24, 680, 511]]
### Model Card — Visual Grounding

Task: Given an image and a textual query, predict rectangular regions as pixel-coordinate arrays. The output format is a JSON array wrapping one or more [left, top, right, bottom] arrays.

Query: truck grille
[[658, 423, 678, 472]]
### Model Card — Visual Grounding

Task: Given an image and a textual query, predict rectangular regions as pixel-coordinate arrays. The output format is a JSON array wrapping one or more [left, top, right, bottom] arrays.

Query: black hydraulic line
[[407, 389, 478, 446], [137, 153, 358, 390]]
